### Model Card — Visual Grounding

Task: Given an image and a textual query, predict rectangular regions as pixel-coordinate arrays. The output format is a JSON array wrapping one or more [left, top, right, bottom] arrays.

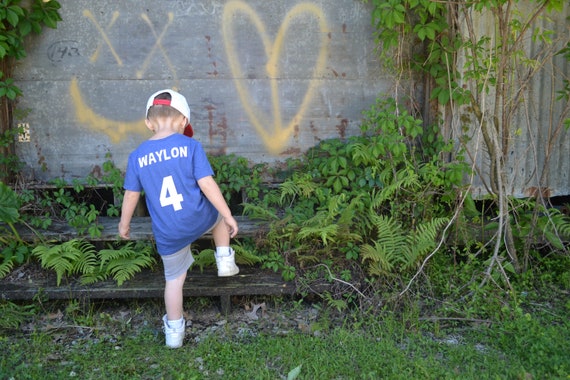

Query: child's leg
[[160, 244, 194, 320], [211, 218, 239, 276], [164, 271, 186, 320], [211, 218, 230, 247], [160, 246, 193, 348], [162, 271, 186, 348]]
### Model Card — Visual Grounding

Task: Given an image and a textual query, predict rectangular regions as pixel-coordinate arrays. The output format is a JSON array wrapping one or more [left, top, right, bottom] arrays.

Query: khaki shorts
[[161, 214, 222, 281]]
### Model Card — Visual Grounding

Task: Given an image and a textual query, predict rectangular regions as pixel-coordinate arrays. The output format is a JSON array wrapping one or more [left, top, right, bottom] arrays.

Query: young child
[[118, 89, 239, 348]]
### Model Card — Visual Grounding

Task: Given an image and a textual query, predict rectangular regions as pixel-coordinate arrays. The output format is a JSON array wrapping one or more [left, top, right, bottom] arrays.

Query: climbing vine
[[0, 0, 62, 183], [367, 0, 570, 285]]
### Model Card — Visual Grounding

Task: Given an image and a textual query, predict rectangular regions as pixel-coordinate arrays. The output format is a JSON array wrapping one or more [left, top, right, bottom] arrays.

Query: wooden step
[[13, 215, 267, 242], [0, 266, 293, 313]]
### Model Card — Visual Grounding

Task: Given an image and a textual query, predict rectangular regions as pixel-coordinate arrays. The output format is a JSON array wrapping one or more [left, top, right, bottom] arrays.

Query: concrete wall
[[13, 0, 393, 182]]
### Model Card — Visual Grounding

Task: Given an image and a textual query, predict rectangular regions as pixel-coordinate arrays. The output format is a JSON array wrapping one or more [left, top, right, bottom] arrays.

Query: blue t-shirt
[[123, 134, 218, 255]]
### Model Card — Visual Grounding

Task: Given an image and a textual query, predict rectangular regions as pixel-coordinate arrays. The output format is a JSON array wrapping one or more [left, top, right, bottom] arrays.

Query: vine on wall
[[0, 0, 62, 183], [367, 0, 570, 282]]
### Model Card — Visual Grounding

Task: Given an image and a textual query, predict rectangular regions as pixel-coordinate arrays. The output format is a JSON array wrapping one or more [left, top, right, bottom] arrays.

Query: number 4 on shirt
[[160, 175, 184, 211]]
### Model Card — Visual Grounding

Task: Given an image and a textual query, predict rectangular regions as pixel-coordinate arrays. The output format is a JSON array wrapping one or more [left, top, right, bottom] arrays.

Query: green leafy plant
[[90, 153, 126, 215], [361, 215, 449, 276], [82, 241, 155, 286], [32, 239, 156, 286], [0, 240, 30, 277], [45, 179, 103, 238], [0, 181, 32, 277], [0, 301, 35, 329], [192, 240, 262, 272], [0, 0, 62, 183], [32, 238, 97, 286], [208, 154, 267, 209], [0, 125, 23, 178], [15, 156, 125, 239], [243, 98, 464, 297], [367, 0, 570, 283], [0, 181, 21, 241]]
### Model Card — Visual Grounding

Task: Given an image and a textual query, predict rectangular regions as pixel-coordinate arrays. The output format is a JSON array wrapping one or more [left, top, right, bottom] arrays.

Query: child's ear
[[144, 118, 155, 132]]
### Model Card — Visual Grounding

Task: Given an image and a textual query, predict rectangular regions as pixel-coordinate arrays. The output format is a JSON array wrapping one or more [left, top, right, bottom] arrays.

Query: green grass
[[1, 301, 568, 380]]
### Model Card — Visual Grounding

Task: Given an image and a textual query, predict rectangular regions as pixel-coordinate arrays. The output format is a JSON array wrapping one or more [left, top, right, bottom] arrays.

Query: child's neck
[[149, 121, 182, 140], [150, 130, 177, 140]]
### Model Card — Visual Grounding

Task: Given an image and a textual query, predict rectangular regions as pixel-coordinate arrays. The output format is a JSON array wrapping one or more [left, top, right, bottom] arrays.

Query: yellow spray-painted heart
[[222, 1, 329, 154]]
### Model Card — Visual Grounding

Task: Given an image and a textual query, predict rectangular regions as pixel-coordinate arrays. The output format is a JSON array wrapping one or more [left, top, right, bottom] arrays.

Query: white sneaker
[[162, 314, 185, 348], [215, 248, 239, 277]]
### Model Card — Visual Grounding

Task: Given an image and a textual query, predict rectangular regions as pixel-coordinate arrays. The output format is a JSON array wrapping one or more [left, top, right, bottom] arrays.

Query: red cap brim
[[183, 123, 194, 138]]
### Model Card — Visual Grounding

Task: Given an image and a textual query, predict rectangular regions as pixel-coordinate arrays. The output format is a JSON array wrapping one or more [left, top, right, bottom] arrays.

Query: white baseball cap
[[146, 89, 194, 137]]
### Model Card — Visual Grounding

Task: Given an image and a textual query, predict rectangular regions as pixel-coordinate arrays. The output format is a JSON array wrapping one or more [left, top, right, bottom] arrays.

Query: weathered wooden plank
[[0, 267, 294, 313], [12, 215, 267, 242], [3, 216, 274, 312], [0, 267, 293, 300]]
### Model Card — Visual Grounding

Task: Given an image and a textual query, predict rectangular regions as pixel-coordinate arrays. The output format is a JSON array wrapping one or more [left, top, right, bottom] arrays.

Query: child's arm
[[118, 190, 141, 239], [197, 175, 239, 238]]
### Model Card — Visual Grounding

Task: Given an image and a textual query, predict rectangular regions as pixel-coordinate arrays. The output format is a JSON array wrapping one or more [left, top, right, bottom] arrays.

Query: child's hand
[[118, 222, 131, 239], [224, 216, 239, 238]]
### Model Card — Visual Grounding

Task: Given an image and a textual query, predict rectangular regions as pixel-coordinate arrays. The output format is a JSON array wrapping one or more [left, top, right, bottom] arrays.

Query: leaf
[[6, 8, 19, 27], [17, 19, 31, 36], [96, 242, 155, 286], [298, 223, 339, 246], [0, 257, 14, 279], [33, 243, 76, 286], [0, 182, 20, 224], [287, 365, 302, 380], [437, 88, 450, 104], [543, 230, 564, 250], [401, 217, 448, 270]]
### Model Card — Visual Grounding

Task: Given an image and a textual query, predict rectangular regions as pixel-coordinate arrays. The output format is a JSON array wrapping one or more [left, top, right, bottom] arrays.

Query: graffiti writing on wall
[[70, 10, 181, 142], [83, 10, 123, 66], [69, 77, 145, 143], [70, 2, 328, 153]]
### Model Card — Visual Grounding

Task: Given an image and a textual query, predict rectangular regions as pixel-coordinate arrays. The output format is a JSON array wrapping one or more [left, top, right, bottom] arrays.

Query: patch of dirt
[[4, 261, 53, 283], [16, 296, 330, 348]]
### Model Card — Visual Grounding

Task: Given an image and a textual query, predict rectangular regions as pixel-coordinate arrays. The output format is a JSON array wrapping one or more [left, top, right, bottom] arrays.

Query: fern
[[401, 217, 449, 270], [0, 301, 35, 329], [324, 194, 346, 221], [338, 193, 368, 229], [233, 242, 263, 266], [73, 240, 99, 275], [361, 215, 407, 276], [79, 271, 107, 285], [0, 257, 14, 278], [279, 173, 323, 206], [242, 203, 279, 221], [298, 224, 339, 246], [192, 248, 216, 271], [32, 239, 97, 286], [361, 241, 395, 275], [321, 291, 348, 312], [92, 242, 155, 286], [361, 215, 448, 276], [297, 194, 363, 248], [372, 168, 420, 208], [535, 211, 569, 252], [33, 240, 154, 286], [193, 242, 263, 272], [557, 214, 570, 240], [105, 257, 145, 286]]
